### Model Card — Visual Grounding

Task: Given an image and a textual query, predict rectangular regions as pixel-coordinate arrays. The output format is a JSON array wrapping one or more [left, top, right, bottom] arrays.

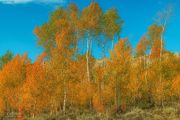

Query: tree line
[[0, 2, 179, 119]]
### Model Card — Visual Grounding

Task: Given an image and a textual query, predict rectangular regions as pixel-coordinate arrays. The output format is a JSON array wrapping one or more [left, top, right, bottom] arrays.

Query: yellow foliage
[[93, 93, 105, 113]]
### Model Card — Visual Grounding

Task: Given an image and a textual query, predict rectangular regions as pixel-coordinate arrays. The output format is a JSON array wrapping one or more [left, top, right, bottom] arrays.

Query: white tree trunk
[[63, 78, 67, 115], [86, 33, 90, 82], [160, 24, 165, 107]]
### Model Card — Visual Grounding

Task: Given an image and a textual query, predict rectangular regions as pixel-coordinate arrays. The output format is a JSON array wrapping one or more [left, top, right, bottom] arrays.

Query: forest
[[0, 2, 180, 120]]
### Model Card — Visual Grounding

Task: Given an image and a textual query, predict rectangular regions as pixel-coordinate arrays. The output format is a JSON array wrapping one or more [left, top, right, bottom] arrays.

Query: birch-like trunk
[[86, 33, 90, 82], [63, 78, 67, 115], [159, 23, 166, 107]]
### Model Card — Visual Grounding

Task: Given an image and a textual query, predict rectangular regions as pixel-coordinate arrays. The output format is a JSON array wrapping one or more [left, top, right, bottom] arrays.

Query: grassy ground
[[26, 106, 180, 120], [1, 105, 180, 120]]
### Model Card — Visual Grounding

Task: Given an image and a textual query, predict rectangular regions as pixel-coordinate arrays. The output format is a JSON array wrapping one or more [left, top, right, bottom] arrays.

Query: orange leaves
[[147, 24, 164, 59], [36, 52, 46, 63], [25, 60, 45, 95], [70, 57, 87, 82], [111, 38, 132, 61], [34, 27, 43, 40], [0, 2, 180, 118], [103, 8, 123, 38], [0, 53, 49, 115], [171, 75, 180, 96], [148, 24, 163, 41], [95, 66, 104, 83], [127, 78, 141, 99], [75, 82, 95, 106], [93, 93, 105, 113], [22, 58, 49, 114], [0, 97, 5, 116], [68, 3, 78, 13], [151, 80, 170, 105], [54, 14, 78, 54], [108, 38, 133, 107], [81, 2, 102, 30], [34, 3, 80, 57], [109, 38, 132, 79], [136, 36, 148, 57], [76, 86, 88, 105], [0, 55, 29, 110], [0, 55, 28, 89], [151, 39, 162, 59], [55, 28, 71, 50]]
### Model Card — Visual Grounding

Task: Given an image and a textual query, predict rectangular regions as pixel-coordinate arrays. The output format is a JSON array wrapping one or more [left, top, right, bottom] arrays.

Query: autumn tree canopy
[[0, 2, 179, 120]]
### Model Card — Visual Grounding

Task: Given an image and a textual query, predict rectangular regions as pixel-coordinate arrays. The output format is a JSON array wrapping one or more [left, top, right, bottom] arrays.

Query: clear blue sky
[[0, 0, 179, 61]]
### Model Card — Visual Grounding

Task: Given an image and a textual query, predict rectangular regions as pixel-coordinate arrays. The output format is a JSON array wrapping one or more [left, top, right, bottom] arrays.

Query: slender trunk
[[114, 77, 119, 108], [63, 78, 67, 115], [102, 41, 106, 90], [147, 49, 152, 104], [86, 33, 90, 82], [160, 24, 165, 107], [144, 55, 147, 86], [17, 106, 24, 120], [85, 33, 93, 109], [32, 101, 36, 118], [114, 83, 117, 107], [160, 26, 164, 83]]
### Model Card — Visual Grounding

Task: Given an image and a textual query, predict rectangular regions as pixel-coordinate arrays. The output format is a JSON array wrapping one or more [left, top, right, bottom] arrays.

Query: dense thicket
[[0, 2, 179, 119]]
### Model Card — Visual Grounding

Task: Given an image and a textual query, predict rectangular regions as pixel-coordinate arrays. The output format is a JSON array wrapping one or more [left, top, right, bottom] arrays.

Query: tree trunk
[[114, 77, 119, 108], [63, 78, 67, 115], [17, 106, 24, 120], [144, 55, 147, 87], [86, 33, 90, 82], [159, 25, 165, 108]]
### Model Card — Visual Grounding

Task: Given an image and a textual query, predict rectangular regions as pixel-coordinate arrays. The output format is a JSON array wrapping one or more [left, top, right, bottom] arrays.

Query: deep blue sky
[[0, 0, 179, 61]]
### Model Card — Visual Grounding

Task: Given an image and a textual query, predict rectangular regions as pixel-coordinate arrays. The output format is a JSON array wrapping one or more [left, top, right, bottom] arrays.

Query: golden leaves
[[93, 93, 105, 113], [136, 36, 148, 57], [0, 97, 5, 116], [172, 75, 180, 96]]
